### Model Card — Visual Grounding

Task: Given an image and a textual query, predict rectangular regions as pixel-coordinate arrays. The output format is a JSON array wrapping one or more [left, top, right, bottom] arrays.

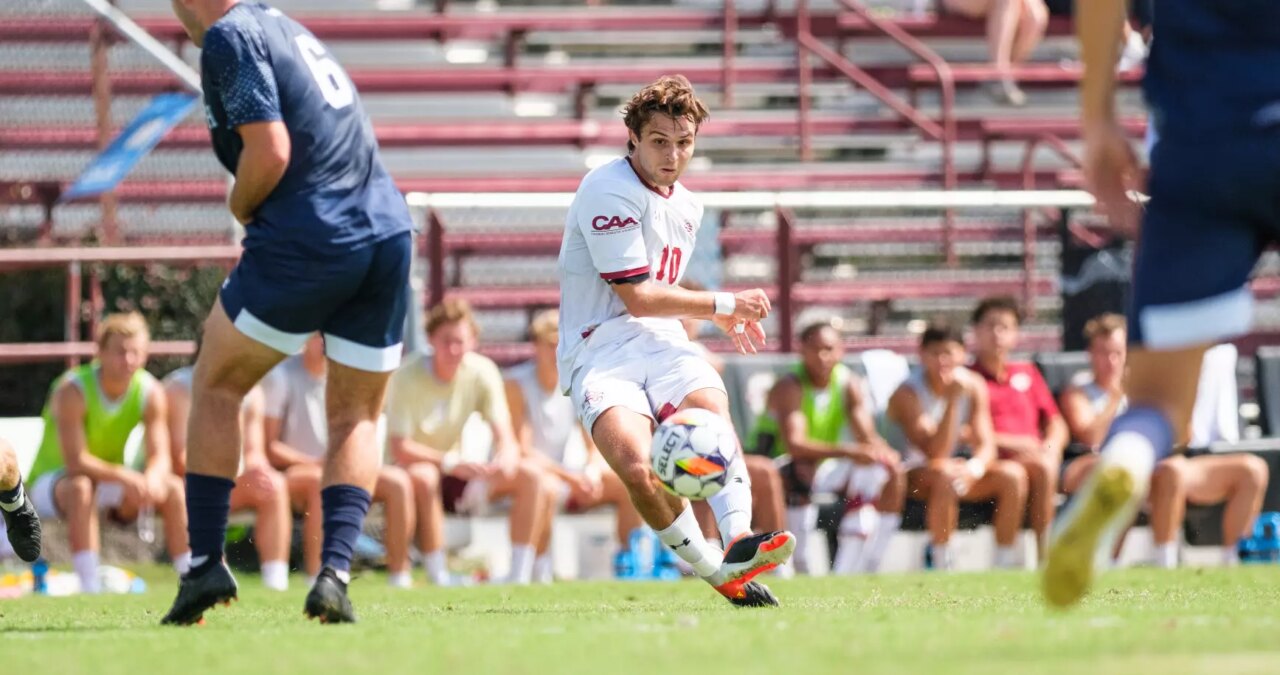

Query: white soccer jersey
[[556, 157, 705, 392]]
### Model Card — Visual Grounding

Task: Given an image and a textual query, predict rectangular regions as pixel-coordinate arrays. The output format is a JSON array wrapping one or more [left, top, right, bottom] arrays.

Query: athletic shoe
[[161, 560, 238, 626], [2, 497, 42, 562], [1043, 449, 1148, 608], [727, 580, 779, 608], [709, 531, 794, 605], [305, 566, 356, 624]]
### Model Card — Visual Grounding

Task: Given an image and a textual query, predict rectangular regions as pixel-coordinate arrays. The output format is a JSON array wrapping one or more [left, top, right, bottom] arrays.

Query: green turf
[[2, 566, 1279, 675]]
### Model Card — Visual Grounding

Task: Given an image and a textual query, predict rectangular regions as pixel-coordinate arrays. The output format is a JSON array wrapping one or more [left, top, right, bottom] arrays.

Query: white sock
[[708, 457, 753, 549], [1099, 431, 1157, 494], [0, 482, 25, 512], [994, 546, 1019, 569], [533, 553, 554, 584], [73, 550, 100, 594], [932, 543, 952, 571], [1222, 545, 1239, 568], [387, 570, 413, 589], [1155, 542, 1178, 569], [261, 560, 289, 591], [833, 536, 867, 575], [172, 551, 192, 576], [509, 544, 536, 584], [786, 505, 818, 574], [656, 506, 723, 578], [862, 512, 901, 573], [423, 550, 449, 585]]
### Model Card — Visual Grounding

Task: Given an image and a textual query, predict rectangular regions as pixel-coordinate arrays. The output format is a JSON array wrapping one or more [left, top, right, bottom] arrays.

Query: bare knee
[[1152, 459, 1185, 491], [1023, 457, 1054, 488], [1239, 455, 1269, 491], [745, 456, 781, 490], [408, 463, 441, 499], [379, 467, 413, 506], [244, 465, 287, 505], [56, 474, 95, 511], [163, 473, 185, 505], [991, 461, 1029, 498], [924, 468, 959, 502]]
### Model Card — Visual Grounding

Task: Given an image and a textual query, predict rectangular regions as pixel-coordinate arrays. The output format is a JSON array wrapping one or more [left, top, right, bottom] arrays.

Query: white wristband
[[966, 458, 986, 480], [713, 292, 735, 316]]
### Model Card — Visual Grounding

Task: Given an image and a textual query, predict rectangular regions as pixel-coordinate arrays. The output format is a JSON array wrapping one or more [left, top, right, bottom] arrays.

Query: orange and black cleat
[[710, 531, 794, 607], [161, 560, 239, 626], [304, 566, 356, 624]]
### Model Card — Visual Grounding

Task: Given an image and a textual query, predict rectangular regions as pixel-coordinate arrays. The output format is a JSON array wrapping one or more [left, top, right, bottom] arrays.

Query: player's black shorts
[[220, 231, 412, 372], [1129, 133, 1280, 349]]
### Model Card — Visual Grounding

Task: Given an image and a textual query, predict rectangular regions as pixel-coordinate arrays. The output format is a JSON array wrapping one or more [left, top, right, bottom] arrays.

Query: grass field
[[3, 566, 1280, 675]]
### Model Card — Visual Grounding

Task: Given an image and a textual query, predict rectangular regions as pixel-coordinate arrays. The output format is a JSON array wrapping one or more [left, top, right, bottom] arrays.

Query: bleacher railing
[[407, 189, 1096, 353]]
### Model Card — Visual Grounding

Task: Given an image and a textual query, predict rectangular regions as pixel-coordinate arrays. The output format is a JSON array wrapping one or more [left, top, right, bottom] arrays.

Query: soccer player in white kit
[[557, 75, 795, 606]]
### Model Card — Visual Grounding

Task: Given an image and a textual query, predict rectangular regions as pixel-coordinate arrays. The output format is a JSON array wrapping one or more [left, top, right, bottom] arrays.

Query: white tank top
[[1070, 371, 1128, 414], [507, 361, 577, 466], [893, 369, 973, 464]]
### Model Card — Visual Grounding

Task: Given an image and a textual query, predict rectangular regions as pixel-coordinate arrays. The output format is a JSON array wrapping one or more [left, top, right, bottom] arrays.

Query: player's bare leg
[[229, 465, 292, 590], [1044, 345, 1206, 608], [1146, 457, 1187, 568], [373, 466, 414, 588], [286, 464, 324, 578], [591, 408, 733, 586], [678, 387, 795, 605], [164, 299, 285, 625], [486, 459, 551, 584], [1185, 454, 1269, 566], [304, 360, 393, 623], [592, 407, 687, 528]]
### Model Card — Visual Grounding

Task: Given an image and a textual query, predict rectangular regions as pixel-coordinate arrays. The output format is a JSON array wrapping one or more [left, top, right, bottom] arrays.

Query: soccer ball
[[650, 408, 737, 500]]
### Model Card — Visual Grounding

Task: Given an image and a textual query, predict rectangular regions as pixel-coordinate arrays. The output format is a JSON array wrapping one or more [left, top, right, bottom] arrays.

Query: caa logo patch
[[592, 215, 638, 231]]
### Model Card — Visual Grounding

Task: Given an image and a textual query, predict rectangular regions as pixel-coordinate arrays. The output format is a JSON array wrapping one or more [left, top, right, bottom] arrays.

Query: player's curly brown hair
[[621, 75, 710, 153]]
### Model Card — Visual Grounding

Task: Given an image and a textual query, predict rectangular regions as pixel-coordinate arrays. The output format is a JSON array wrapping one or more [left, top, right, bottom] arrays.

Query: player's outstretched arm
[[612, 281, 769, 323]]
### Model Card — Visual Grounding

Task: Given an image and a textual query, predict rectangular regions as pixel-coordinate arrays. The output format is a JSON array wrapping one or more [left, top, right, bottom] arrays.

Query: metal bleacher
[[5, 0, 1279, 359]]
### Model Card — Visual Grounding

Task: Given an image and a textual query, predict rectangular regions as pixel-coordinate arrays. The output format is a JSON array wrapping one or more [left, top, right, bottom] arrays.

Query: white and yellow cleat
[[1042, 434, 1154, 608]]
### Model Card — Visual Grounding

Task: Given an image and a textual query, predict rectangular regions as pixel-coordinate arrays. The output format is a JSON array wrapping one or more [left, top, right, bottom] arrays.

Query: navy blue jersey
[[200, 2, 412, 255], [1144, 0, 1280, 140]]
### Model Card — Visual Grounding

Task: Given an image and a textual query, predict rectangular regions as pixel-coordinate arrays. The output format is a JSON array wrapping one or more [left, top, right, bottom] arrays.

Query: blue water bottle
[[628, 527, 655, 578], [652, 532, 682, 581], [32, 558, 48, 595]]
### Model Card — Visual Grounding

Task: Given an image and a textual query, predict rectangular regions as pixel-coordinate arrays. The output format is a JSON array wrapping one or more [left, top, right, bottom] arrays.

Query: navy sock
[[185, 473, 235, 570], [0, 478, 23, 508], [321, 484, 372, 573], [1102, 405, 1175, 464]]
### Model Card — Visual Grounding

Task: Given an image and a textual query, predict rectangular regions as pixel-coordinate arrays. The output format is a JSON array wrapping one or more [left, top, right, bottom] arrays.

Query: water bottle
[[136, 505, 156, 544], [652, 532, 682, 581], [32, 558, 48, 595], [628, 527, 655, 578]]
